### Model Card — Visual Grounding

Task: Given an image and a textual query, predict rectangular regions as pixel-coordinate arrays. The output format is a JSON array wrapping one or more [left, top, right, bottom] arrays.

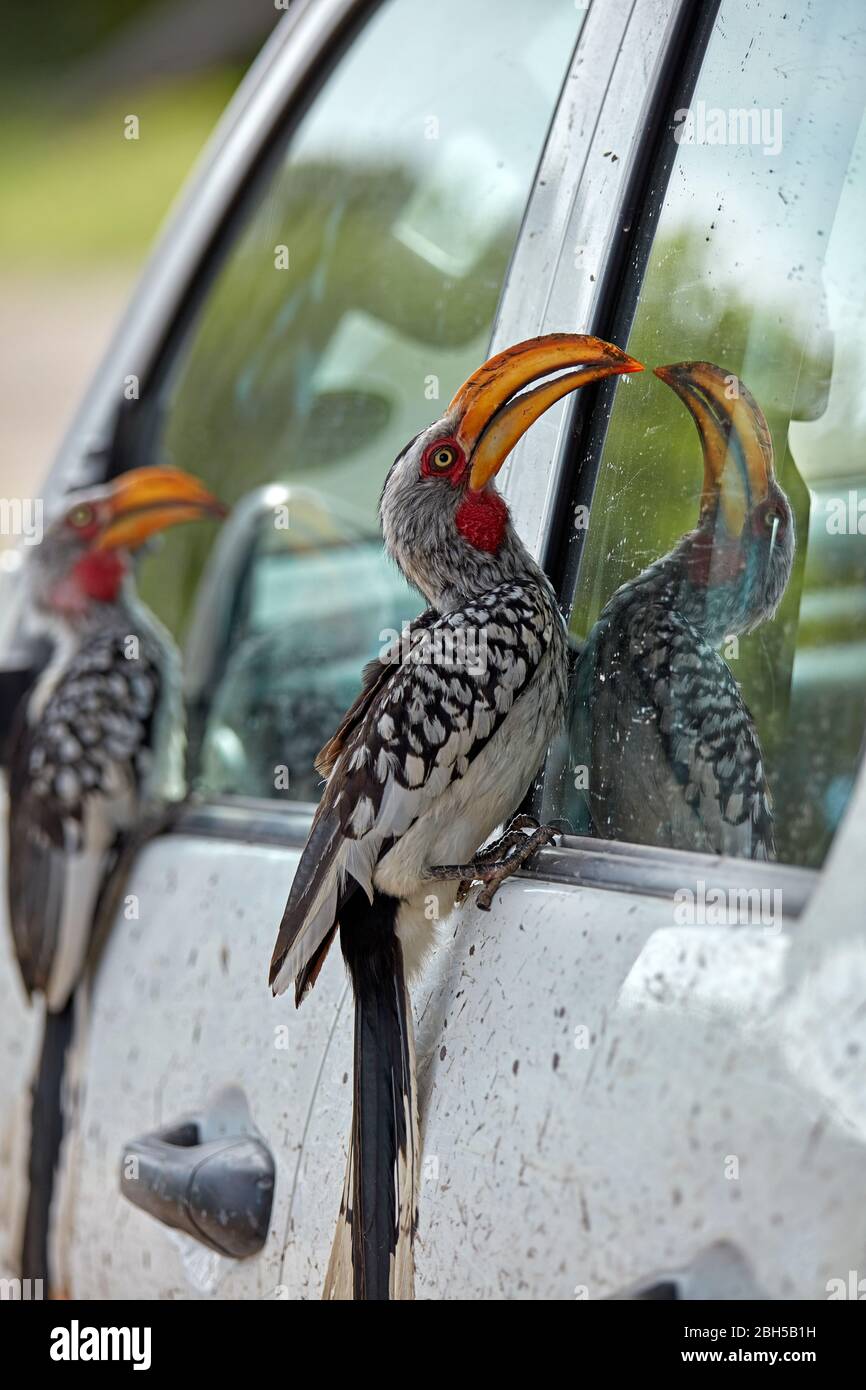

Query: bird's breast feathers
[[19, 629, 164, 822], [270, 579, 566, 995]]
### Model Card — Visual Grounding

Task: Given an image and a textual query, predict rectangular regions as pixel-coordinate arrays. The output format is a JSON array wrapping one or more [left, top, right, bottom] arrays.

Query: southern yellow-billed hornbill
[[269, 334, 643, 1299], [8, 465, 224, 1281], [572, 361, 794, 858]]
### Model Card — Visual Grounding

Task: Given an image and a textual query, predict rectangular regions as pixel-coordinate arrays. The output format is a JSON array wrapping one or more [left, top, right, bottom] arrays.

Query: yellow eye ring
[[68, 504, 95, 529], [431, 446, 457, 469]]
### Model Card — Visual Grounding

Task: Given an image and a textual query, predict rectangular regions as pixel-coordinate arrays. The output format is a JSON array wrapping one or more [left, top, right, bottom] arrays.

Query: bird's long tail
[[324, 898, 419, 1300], [21, 997, 75, 1286]]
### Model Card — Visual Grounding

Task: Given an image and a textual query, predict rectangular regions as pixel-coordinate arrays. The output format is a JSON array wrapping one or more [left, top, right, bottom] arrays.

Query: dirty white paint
[[413, 886, 866, 1300], [283, 869, 865, 1301], [0, 750, 859, 1301], [53, 837, 345, 1299], [50, 816, 864, 1300]]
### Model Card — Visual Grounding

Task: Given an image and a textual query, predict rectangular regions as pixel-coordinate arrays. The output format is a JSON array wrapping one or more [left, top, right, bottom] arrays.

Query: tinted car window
[[544, 0, 866, 868], [132, 0, 584, 801]]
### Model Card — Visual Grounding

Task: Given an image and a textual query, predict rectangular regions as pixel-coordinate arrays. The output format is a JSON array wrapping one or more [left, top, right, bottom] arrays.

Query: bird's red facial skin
[[455, 489, 509, 553], [421, 436, 508, 550], [69, 550, 127, 603], [48, 550, 127, 618], [420, 438, 468, 486]]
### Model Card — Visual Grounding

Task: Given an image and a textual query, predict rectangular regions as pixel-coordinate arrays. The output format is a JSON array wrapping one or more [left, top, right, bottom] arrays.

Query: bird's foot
[[425, 815, 559, 911]]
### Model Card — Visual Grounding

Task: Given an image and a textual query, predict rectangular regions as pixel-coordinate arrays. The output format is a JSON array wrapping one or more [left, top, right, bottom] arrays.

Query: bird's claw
[[455, 878, 474, 906], [425, 816, 560, 911]]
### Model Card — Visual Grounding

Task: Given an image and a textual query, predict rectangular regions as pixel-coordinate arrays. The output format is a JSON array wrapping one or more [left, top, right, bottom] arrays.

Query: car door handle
[[119, 1086, 275, 1259], [610, 1242, 769, 1300]]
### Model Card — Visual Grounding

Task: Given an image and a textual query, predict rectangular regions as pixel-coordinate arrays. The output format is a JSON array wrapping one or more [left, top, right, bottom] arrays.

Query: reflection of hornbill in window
[[6, 466, 225, 1282], [572, 362, 794, 859]]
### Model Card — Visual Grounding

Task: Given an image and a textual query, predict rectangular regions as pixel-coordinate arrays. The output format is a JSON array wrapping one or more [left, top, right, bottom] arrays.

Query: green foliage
[[0, 73, 237, 265], [1, 0, 162, 76]]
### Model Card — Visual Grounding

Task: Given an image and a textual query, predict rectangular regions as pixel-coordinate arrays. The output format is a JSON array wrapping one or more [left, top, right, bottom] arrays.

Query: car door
[[8, 0, 864, 1305], [25, 0, 595, 1298], [407, 0, 866, 1299], [279, 0, 866, 1301]]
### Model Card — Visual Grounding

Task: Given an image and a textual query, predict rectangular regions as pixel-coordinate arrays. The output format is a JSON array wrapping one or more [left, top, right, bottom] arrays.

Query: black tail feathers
[[22, 997, 75, 1286], [324, 892, 419, 1300]]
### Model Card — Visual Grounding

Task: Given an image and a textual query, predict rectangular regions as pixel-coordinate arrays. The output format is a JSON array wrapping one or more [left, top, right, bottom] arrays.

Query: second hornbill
[[572, 361, 794, 858], [269, 333, 643, 1299], [8, 464, 225, 1282]]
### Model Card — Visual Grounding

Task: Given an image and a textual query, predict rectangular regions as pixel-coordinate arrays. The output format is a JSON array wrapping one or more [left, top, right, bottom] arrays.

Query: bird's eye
[[764, 508, 785, 532], [67, 504, 95, 530], [421, 437, 464, 480], [431, 445, 457, 470]]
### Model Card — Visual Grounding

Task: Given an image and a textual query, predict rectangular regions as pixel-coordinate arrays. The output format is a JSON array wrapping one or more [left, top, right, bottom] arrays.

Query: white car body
[[1, 0, 864, 1300]]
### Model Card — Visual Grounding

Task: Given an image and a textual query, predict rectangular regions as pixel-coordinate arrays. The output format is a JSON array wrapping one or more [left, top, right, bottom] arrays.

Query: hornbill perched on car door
[[7, 465, 225, 1282], [269, 334, 643, 1299], [572, 362, 794, 858]]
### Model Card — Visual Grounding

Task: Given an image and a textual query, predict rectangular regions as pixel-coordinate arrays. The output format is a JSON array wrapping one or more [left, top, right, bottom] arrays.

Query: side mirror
[[181, 483, 417, 800]]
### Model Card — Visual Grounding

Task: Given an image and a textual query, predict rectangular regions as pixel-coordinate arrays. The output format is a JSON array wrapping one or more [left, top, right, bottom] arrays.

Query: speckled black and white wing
[[7, 630, 163, 1007], [314, 608, 438, 779], [581, 599, 774, 858], [270, 580, 561, 1001]]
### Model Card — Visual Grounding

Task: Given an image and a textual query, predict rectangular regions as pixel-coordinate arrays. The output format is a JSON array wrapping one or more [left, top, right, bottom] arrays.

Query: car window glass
[[133, 0, 585, 801], [543, 0, 866, 869]]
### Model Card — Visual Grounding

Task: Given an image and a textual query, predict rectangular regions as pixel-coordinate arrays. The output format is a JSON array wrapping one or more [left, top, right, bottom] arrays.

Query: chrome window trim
[[494, 0, 684, 557], [173, 795, 817, 920], [176, 795, 316, 848], [534, 836, 815, 920]]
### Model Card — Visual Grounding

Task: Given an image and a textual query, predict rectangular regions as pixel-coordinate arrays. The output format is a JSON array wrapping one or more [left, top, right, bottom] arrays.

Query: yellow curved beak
[[450, 333, 643, 492], [95, 466, 227, 551], [653, 362, 775, 537]]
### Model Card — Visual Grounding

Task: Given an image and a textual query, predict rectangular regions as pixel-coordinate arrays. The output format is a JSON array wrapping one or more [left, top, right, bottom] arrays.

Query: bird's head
[[654, 361, 794, 635], [28, 465, 226, 626], [381, 333, 643, 606]]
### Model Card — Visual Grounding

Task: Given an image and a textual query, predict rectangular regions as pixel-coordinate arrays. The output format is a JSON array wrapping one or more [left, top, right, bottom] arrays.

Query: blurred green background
[[0, 0, 279, 535]]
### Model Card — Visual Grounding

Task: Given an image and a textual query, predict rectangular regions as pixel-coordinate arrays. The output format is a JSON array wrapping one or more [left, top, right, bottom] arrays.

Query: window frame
[[13, 0, 823, 919], [174, 0, 814, 923], [522, 0, 827, 915], [171, 0, 821, 924]]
